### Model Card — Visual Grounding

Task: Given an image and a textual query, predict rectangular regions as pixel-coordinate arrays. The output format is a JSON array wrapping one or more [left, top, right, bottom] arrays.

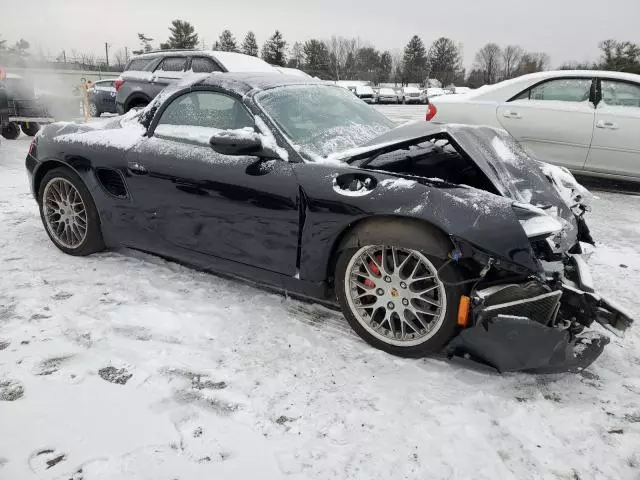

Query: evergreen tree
[[377, 51, 393, 83], [261, 30, 287, 66], [598, 39, 640, 73], [217, 30, 238, 52], [241, 31, 259, 57], [403, 35, 427, 84], [161, 20, 199, 49], [354, 47, 380, 82], [10, 39, 30, 56], [133, 33, 154, 55], [427, 37, 462, 87], [302, 39, 331, 78]]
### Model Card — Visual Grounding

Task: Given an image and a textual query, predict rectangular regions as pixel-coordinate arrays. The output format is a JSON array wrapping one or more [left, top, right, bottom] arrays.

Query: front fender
[[294, 163, 539, 283]]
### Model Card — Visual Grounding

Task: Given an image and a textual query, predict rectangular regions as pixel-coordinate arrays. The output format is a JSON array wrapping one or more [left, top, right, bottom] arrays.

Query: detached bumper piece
[[445, 271, 633, 373], [446, 315, 609, 373]]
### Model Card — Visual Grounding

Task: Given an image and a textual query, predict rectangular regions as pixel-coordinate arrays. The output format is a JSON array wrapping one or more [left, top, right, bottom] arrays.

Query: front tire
[[38, 168, 105, 256], [335, 237, 464, 357], [1, 122, 20, 140]]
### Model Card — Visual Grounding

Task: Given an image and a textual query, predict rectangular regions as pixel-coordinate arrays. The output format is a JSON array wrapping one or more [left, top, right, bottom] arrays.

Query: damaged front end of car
[[445, 190, 634, 373]]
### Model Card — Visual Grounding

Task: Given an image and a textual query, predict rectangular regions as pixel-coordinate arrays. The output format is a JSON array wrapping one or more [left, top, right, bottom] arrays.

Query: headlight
[[512, 202, 563, 239]]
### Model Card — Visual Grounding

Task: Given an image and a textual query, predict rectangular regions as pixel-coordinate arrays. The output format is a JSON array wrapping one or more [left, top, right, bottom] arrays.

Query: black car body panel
[[26, 73, 633, 372]]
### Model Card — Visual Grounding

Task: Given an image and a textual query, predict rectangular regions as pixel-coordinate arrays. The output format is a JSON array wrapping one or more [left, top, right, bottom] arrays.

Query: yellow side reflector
[[457, 295, 471, 327]]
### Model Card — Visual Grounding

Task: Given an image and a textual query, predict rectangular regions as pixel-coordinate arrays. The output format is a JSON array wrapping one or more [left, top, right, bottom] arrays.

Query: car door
[[96, 80, 116, 111], [125, 89, 300, 276], [584, 78, 640, 178], [147, 56, 188, 99], [496, 77, 596, 170]]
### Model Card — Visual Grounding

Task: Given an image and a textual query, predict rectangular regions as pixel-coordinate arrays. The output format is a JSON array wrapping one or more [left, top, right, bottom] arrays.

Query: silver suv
[[115, 50, 276, 114]]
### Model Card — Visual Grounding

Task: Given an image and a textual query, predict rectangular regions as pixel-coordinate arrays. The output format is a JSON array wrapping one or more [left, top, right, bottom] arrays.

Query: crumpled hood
[[354, 122, 583, 249]]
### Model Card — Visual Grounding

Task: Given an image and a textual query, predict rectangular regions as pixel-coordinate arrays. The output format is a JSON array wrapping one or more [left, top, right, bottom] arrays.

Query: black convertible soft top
[[196, 72, 325, 95]]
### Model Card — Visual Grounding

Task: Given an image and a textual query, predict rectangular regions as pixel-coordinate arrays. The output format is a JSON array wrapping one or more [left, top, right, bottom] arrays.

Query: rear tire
[[38, 168, 105, 256], [1, 122, 20, 140], [334, 225, 464, 357], [21, 122, 40, 136], [88, 102, 100, 117]]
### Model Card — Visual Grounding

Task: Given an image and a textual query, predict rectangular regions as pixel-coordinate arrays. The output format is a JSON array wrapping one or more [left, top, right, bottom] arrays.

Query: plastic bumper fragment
[[446, 315, 610, 373]]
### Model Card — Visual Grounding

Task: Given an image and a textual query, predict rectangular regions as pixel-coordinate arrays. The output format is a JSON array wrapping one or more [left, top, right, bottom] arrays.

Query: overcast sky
[[1, 0, 638, 68]]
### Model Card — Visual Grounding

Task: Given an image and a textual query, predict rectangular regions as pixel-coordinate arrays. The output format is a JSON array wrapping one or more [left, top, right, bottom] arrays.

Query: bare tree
[[112, 48, 127, 70], [288, 41, 304, 68], [325, 36, 359, 80], [390, 48, 404, 85], [502, 45, 523, 79], [517, 52, 550, 75], [474, 43, 502, 84]]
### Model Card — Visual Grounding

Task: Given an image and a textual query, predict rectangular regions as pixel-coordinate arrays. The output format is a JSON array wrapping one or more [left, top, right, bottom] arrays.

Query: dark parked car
[[115, 50, 276, 114], [26, 73, 633, 372], [1, 73, 54, 139], [87, 79, 118, 117]]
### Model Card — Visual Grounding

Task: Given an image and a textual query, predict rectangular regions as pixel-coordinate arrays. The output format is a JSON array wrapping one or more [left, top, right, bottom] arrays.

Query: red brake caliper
[[364, 255, 382, 288]]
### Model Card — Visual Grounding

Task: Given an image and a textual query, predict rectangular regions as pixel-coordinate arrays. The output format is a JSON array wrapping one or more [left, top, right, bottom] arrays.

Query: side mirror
[[209, 129, 280, 159]]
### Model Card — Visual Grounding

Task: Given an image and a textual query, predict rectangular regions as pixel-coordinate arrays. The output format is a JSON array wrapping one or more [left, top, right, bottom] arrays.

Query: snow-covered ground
[[1, 126, 639, 479]]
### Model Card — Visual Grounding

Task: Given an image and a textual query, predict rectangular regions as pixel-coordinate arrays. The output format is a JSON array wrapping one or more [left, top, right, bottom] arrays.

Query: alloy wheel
[[344, 245, 447, 347], [43, 178, 88, 249]]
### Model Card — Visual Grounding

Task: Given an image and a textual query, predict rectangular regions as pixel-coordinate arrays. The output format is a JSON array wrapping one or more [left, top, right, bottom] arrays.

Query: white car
[[355, 85, 375, 103], [428, 70, 640, 181], [401, 86, 423, 104], [374, 87, 400, 104]]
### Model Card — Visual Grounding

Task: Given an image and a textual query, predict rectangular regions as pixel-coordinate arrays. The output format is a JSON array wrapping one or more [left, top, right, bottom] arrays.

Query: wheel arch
[[324, 215, 455, 288], [33, 158, 96, 203], [124, 93, 151, 111]]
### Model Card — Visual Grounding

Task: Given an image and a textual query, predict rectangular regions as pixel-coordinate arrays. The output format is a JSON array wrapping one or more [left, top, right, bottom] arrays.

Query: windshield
[[256, 84, 395, 160]]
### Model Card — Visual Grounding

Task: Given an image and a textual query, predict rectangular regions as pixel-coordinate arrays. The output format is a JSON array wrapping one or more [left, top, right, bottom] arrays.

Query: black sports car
[[25, 73, 633, 373]]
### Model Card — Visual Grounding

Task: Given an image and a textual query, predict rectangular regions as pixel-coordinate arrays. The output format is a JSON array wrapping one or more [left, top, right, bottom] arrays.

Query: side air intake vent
[[96, 168, 128, 198]]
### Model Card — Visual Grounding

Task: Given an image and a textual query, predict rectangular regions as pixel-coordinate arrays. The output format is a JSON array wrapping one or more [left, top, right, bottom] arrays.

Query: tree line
[[2, 21, 640, 86]]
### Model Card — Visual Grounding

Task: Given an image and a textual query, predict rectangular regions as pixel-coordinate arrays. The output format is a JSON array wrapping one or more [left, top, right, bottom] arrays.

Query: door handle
[[127, 161, 148, 175], [596, 120, 619, 130], [503, 111, 522, 119]]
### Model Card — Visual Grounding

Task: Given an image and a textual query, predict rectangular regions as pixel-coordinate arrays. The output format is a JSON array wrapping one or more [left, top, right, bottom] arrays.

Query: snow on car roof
[[198, 72, 323, 94], [210, 51, 276, 72], [440, 70, 640, 103], [128, 50, 276, 73]]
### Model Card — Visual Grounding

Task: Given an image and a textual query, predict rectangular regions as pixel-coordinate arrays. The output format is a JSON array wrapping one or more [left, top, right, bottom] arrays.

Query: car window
[[126, 58, 155, 71], [514, 78, 592, 102], [190, 57, 222, 73], [601, 80, 640, 108], [156, 91, 254, 131], [156, 57, 187, 72]]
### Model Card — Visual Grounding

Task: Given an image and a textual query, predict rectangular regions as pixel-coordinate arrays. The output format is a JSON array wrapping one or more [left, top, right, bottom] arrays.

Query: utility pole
[[105, 42, 110, 67], [124, 46, 128, 62]]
